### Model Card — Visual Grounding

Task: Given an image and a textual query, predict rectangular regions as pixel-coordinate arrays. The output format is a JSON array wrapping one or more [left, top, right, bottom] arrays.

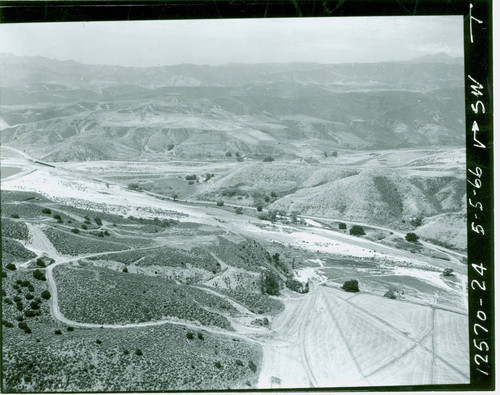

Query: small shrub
[[341, 279, 359, 292], [225, 152, 232, 157], [443, 268, 454, 276], [216, 200, 224, 207], [94, 217, 103, 226], [197, 332, 204, 340], [41, 290, 51, 300], [30, 301, 40, 310], [135, 348, 143, 356], [6, 263, 16, 271], [42, 208, 51, 214], [188, 181, 194, 185], [186, 332, 194, 340], [24, 327, 32, 334], [248, 361, 257, 373], [71, 228, 80, 234], [36, 259, 46, 267], [235, 207, 243, 215], [185, 174, 197, 181], [236, 359, 243, 366], [214, 361, 222, 369], [128, 183, 139, 190], [21, 280, 30, 287], [405, 232, 419, 242], [2, 272, 7, 278], [25, 293, 34, 300], [82, 224, 88, 230], [384, 289, 397, 299], [18, 322, 28, 329], [96, 339, 102, 344], [263, 156, 275, 162], [339, 222, 347, 230], [257, 205, 263, 212], [123, 349, 130, 355], [122, 267, 128, 273], [33, 270, 46, 281], [11, 214, 20, 219], [27, 285, 35, 292], [53, 214, 62, 220], [3, 321, 14, 328], [54, 329, 62, 335], [25, 310, 37, 317], [67, 326, 74, 331], [349, 225, 365, 236]]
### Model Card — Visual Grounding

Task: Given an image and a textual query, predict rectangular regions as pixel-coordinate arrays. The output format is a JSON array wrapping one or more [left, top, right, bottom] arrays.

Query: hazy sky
[[0, 16, 463, 67]]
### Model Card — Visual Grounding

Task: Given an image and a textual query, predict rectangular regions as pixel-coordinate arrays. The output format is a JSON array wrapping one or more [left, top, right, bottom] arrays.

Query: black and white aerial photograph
[[0, 15, 469, 391]]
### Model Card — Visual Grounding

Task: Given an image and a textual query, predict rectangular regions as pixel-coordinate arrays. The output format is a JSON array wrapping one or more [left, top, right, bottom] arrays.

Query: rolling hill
[[0, 54, 464, 160]]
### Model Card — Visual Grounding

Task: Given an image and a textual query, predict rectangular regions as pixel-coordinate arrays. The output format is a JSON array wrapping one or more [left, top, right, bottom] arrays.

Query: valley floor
[[1, 148, 469, 390]]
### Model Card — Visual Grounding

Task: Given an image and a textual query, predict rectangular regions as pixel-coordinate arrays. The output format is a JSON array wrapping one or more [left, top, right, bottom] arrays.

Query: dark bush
[[235, 207, 243, 215], [261, 271, 281, 296], [405, 232, 419, 242], [67, 326, 74, 331], [11, 214, 20, 219], [216, 200, 224, 207], [27, 285, 34, 292], [30, 301, 40, 310], [25, 310, 37, 317], [21, 280, 30, 287], [197, 332, 204, 340], [342, 279, 359, 292], [71, 228, 80, 234], [128, 183, 139, 190], [53, 214, 62, 220], [263, 156, 275, 162], [236, 359, 243, 366], [41, 290, 51, 300], [42, 208, 51, 214], [3, 321, 14, 328], [82, 224, 88, 230], [36, 259, 46, 267], [185, 174, 197, 181], [443, 268, 454, 276], [135, 349, 143, 356], [123, 349, 130, 355], [186, 332, 194, 340], [23, 327, 32, 334], [6, 263, 16, 271], [54, 329, 62, 335], [96, 339, 102, 344], [33, 270, 46, 281], [349, 225, 365, 236], [25, 293, 34, 300], [339, 222, 347, 230], [18, 322, 28, 329], [248, 361, 257, 373], [225, 152, 232, 157], [257, 205, 263, 212], [2, 271, 7, 278], [122, 267, 128, 273], [94, 217, 103, 226], [214, 361, 222, 369], [384, 289, 397, 299]]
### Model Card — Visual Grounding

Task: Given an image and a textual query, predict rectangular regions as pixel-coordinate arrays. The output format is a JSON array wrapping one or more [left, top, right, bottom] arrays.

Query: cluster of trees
[[185, 174, 197, 181], [261, 270, 281, 296]]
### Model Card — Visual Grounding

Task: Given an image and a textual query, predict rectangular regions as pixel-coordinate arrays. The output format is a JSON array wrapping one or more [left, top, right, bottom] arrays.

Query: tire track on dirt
[[321, 287, 371, 386], [336, 292, 468, 380]]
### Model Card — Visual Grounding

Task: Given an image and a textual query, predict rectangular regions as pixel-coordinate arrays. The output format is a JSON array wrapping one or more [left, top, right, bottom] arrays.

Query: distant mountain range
[[0, 54, 465, 160]]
